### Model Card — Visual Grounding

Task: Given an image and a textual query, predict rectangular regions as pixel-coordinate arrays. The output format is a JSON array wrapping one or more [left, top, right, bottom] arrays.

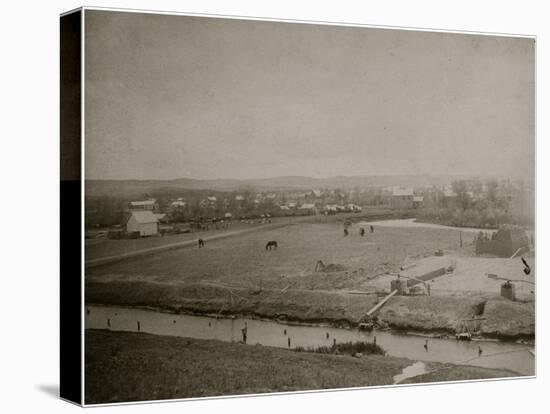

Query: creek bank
[[399, 362, 518, 384], [480, 299, 535, 339], [85, 330, 411, 404], [86, 280, 534, 340], [85, 330, 517, 404]]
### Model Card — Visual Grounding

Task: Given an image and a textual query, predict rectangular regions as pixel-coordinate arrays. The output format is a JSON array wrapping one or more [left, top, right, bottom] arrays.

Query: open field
[[86, 219, 535, 338], [85, 330, 515, 404], [87, 221, 467, 290], [86, 218, 287, 262], [85, 209, 404, 263]]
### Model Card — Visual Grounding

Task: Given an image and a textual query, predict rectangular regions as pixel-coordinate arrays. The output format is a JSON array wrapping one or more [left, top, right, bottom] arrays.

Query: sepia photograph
[[80, 8, 535, 405]]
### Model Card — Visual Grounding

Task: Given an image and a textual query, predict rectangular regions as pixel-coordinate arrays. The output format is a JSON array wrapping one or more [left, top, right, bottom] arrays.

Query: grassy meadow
[[87, 221, 467, 291]]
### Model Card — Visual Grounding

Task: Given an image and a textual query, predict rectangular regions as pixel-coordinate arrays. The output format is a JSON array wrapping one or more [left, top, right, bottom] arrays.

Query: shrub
[[294, 341, 386, 356]]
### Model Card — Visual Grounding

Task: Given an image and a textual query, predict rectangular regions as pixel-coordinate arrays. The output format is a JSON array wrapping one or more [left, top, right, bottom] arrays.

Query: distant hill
[[85, 174, 465, 198]]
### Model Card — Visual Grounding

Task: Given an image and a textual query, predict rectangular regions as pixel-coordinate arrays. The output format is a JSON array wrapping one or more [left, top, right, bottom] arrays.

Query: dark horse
[[266, 240, 278, 250], [198, 238, 205, 248]]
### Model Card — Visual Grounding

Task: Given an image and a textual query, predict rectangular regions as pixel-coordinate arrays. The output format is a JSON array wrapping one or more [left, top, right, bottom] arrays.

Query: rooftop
[[128, 210, 158, 224], [129, 199, 156, 207], [392, 188, 414, 197]]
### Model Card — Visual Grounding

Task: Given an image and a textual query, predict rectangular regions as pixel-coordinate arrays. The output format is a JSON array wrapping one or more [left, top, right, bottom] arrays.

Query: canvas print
[[79, 8, 535, 405]]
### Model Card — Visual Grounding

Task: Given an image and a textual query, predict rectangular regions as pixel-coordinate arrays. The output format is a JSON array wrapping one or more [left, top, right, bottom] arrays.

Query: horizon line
[[84, 172, 518, 182]]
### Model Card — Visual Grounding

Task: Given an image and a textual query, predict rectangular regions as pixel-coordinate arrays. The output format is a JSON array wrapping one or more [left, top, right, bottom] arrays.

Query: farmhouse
[[298, 203, 317, 215], [200, 197, 217, 208], [345, 203, 362, 212], [126, 210, 159, 236], [412, 196, 424, 208], [391, 188, 414, 209], [170, 200, 186, 209], [442, 189, 458, 208], [128, 199, 157, 211]]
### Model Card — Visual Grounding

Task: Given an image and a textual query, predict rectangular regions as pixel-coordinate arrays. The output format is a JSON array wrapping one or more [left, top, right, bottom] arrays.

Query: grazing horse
[[266, 240, 278, 250], [198, 238, 205, 248]]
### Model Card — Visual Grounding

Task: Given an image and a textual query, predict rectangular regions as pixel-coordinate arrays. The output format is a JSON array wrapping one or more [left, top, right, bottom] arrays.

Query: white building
[[170, 200, 186, 208], [298, 203, 317, 215], [126, 211, 159, 236], [128, 199, 157, 211]]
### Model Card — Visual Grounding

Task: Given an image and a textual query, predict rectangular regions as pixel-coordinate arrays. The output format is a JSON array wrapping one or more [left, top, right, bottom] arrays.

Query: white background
[[0, 1, 547, 413]]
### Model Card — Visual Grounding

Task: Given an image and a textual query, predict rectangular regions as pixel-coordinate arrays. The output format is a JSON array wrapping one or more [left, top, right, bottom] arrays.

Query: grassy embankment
[[86, 281, 534, 339], [85, 330, 515, 404]]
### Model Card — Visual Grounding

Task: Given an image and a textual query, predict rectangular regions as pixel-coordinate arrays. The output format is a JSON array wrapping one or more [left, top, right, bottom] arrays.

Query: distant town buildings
[[83, 176, 532, 233]]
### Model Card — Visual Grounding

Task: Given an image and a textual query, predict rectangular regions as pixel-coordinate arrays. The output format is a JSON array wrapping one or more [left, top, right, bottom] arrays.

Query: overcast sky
[[85, 10, 535, 182]]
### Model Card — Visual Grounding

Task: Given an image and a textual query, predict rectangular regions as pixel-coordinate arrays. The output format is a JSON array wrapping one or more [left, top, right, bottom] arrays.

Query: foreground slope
[[85, 330, 516, 404]]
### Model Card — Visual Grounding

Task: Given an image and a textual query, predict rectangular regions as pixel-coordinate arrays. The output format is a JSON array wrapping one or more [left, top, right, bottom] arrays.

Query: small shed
[[126, 211, 159, 236]]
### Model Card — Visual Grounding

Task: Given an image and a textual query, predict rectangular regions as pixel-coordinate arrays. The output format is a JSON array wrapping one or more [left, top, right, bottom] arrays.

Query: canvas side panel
[[60, 9, 82, 405]]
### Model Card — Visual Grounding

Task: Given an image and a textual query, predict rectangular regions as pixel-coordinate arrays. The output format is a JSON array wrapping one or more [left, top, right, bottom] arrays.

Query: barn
[[125, 211, 159, 236], [298, 203, 317, 215]]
